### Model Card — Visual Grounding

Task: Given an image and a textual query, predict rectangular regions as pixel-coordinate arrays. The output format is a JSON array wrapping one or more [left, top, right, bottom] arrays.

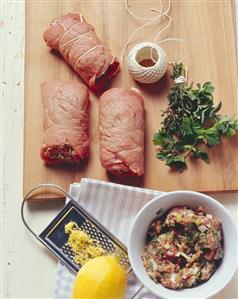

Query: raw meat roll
[[41, 81, 89, 164], [43, 13, 120, 91], [100, 88, 144, 176]]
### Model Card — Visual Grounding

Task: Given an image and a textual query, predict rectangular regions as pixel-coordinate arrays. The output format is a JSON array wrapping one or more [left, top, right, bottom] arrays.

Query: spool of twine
[[127, 42, 167, 84]]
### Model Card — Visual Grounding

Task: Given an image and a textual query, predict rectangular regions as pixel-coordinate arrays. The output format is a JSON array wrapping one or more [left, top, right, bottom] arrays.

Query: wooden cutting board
[[24, 0, 238, 199]]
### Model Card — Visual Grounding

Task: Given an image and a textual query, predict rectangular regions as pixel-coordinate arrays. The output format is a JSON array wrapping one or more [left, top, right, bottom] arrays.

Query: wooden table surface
[[24, 0, 238, 196], [2, 1, 238, 298]]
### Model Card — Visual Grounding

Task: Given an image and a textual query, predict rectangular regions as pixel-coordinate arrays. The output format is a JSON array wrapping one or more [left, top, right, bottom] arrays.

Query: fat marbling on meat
[[43, 13, 120, 91], [100, 88, 144, 176], [41, 81, 89, 164]]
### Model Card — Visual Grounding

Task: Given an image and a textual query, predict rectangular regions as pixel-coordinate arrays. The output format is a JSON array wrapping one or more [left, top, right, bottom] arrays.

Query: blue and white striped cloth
[[53, 178, 163, 299]]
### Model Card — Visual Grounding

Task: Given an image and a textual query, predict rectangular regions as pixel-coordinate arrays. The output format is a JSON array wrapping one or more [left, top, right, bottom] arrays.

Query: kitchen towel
[[53, 178, 164, 299]]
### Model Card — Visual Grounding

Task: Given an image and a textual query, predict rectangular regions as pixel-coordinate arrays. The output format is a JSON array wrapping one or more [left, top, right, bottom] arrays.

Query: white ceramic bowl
[[128, 191, 238, 299]]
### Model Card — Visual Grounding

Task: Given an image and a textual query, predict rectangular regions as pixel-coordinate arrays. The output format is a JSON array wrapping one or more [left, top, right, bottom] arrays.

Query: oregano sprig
[[153, 63, 238, 171]]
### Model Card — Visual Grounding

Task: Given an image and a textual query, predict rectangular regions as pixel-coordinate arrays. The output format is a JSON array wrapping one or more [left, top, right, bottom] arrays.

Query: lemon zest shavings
[[65, 221, 105, 265]]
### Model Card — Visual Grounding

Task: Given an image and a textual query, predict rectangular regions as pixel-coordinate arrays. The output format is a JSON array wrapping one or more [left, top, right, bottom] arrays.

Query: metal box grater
[[39, 200, 131, 275], [21, 184, 131, 276]]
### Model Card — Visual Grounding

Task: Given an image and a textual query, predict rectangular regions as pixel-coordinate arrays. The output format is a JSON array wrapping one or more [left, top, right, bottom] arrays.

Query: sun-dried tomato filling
[[41, 144, 81, 164], [142, 206, 223, 289]]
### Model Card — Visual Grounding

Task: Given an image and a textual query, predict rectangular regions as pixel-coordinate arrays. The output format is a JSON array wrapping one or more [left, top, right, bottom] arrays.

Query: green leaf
[[203, 82, 215, 94], [192, 149, 209, 162], [153, 131, 174, 146], [203, 127, 221, 146], [215, 117, 238, 136], [181, 118, 194, 135], [183, 144, 196, 151], [224, 127, 236, 137], [153, 62, 238, 172], [180, 117, 201, 137], [156, 151, 170, 161], [212, 101, 222, 114], [166, 155, 187, 172]]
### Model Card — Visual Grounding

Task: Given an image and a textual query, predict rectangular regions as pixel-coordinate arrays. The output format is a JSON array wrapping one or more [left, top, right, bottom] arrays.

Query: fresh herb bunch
[[153, 63, 238, 172]]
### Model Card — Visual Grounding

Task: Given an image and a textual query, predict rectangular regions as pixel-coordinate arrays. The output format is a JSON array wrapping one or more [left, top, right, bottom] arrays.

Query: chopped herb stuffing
[[142, 206, 223, 289]]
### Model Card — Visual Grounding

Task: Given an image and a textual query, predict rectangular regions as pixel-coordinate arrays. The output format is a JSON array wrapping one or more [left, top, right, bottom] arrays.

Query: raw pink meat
[[43, 13, 120, 91], [41, 80, 89, 164], [100, 88, 144, 176]]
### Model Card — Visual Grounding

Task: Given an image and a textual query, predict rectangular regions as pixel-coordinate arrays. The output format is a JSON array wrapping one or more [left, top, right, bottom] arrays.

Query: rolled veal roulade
[[43, 13, 120, 91], [41, 81, 89, 164], [100, 88, 144, 176]]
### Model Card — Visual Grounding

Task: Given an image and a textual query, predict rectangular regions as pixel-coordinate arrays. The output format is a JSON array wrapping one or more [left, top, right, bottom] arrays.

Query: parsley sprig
[[153, 63, 238, 172]]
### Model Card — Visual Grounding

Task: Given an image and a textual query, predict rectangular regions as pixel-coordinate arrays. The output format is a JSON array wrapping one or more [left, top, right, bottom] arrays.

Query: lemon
[[72, 255, 127, 299]]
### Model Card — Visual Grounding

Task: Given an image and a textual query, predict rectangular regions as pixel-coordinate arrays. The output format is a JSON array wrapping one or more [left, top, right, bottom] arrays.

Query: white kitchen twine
[[174, 75, 186, 84], [58, 14, 114, 69], [123, 0, 184, 84], [127, 42, 167, 83]]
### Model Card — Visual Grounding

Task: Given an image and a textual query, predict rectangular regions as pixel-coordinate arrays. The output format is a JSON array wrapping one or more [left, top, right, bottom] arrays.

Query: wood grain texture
[[24, 0, 238, 198]]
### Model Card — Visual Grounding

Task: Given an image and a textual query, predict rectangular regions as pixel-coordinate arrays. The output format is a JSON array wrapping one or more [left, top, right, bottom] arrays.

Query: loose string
[[122, 0, 184, 64], [152, 5, 184, 63], [151, 6, 172, 44], [125, 0, 163, 21], [121, 0, 169, 60]]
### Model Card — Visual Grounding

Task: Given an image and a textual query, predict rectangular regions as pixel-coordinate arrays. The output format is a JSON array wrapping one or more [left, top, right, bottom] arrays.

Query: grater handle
[[130, 285, 144, 299], [21, 183, 75, 240], [21, 184, 146, 297]]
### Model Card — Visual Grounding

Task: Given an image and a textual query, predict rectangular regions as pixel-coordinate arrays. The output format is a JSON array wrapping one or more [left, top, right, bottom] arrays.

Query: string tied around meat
[[59, 22, 82, 42], [58, 13, 85, 44], [59, 31, 94, 49], [74, 45, 104, 69], [57, 17, 105, 70]]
